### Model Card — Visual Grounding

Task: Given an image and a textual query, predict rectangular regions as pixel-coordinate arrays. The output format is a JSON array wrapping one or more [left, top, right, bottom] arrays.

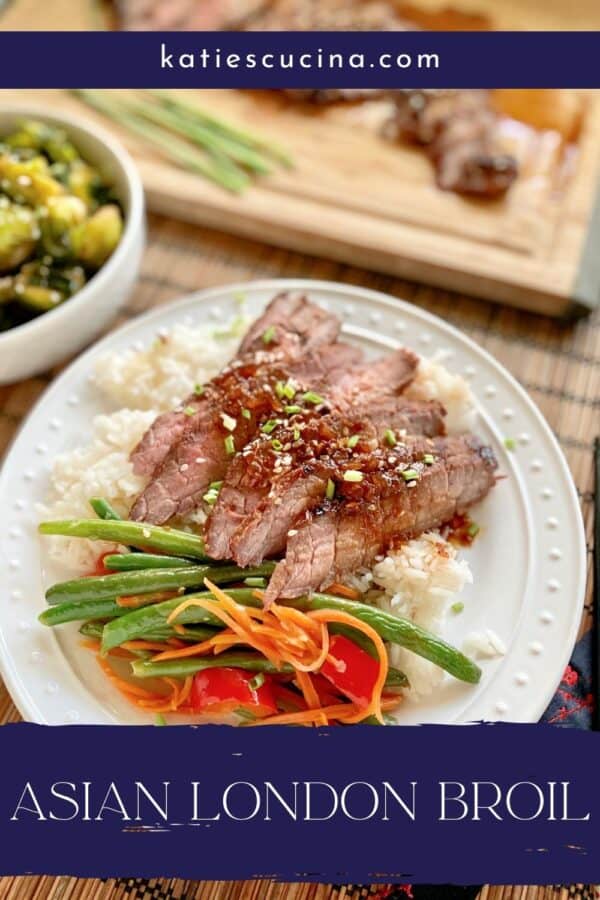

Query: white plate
[[0, 279, 587, 725]]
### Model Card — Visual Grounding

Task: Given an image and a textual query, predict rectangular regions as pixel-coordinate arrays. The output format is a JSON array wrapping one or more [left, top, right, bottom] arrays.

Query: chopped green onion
[[154, 713, 167, 726], [235, 707, 257, 721], [194, 384, 204, 396], [467, 522, 480, 538], [183, 406, 195, 417], [248, 672, 265, 691], [275, 381, 295, 401], [347, 434, 360, 449], [401, 469, 419, 482], [504, 437, 516, 451], [285, 405, 302, 415], [202, 490, 219, 506], [384, 429, 397, 448], [423, 453, 435, 465], [244, 576, 267, 588], [262, 325, 276, 345], [221, 412, 237, 432], [241, 408, 251, 420], [303, 391, 325, 406], [209, 481, 223, 492], [224, 435, 235, 455], [343, 470, 363, 483], [451, 602, 464, 614], [271, 439, 283, 452], [326, 478, 336, 500], [261, 419, 278, 434], [293, 428, 301, 442]]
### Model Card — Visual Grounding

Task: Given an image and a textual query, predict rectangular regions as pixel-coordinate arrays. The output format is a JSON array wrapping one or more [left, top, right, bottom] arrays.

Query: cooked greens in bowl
[[0, 118, 124, 332]]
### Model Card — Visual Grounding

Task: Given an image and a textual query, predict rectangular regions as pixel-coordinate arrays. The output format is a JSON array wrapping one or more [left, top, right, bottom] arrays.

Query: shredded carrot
[[81, 639, 134, 660], [96, 580, 394, 725], [80, 639, 101, 652], [167, 579, 332, 675], [307, 609, 389, 724], [248, 696, 402, 727], [121, 640, 178, 653], [116, 591, 177, 609], [97, 656, 161, 700], [324, 581, 362, 601]]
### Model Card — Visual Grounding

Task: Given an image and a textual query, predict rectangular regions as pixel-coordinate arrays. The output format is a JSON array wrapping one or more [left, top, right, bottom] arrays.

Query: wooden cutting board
[[3, 86, 600, 317], [2, 0, 600, 317]]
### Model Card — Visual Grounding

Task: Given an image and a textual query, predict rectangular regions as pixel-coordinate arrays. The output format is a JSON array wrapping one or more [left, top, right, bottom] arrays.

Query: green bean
[[132, 653, 287, 679], [132, 99, 272, 176], [104, 553, 192, 571], [132, 654, 408, 692], [383, 668, 409, 691], [45, 562, 275, 607], [89, 497, 122, 521], [292, 594, 481, 685], [101, 588, 260, 652], [78, 621, 219, 644], [150, 91, 293, 167], [39, 518, 207, 559], [39, 598, 127, 627], [72, 91, 249, 194], [105, 588, 480, 683]]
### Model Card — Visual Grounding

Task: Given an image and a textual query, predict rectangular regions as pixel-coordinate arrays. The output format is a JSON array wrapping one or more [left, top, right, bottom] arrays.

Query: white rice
[[462, 629, 507, 660], [405, 353, 477, 434], [41, 313, 496, 697], [371, 533, 473, 698], [93, 321, 244, 413], [39, 409, 158, 573]]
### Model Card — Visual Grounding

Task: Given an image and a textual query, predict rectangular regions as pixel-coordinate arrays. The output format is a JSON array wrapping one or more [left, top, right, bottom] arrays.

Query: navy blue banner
[[0, 722, 597, 883], [0, 32, 599, 88]]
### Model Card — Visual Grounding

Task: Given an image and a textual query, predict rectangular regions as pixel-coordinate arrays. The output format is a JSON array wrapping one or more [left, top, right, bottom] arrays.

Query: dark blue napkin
[[377, 631, 594, 900]]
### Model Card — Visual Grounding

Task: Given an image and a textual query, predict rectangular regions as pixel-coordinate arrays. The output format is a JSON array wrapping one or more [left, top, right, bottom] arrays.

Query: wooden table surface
[[0, 213, 597, 900]]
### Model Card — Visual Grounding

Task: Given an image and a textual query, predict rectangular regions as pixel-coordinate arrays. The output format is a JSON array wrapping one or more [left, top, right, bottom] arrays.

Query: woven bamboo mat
[[0, 214, 597, 900]]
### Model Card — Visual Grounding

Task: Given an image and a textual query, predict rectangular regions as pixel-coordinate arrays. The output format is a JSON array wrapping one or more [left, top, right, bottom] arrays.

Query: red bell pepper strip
[[191, 667, 277, 719], [320, 634, 380, 709]]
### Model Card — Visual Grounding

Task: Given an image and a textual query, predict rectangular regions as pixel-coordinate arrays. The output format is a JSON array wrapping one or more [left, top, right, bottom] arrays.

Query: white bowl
[[0, 106, 145, 383]]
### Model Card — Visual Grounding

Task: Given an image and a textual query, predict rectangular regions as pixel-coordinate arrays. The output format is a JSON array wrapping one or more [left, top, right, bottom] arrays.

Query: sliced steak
[[130, 292, 341, 478], [248, 0, 412, 30], [264, 434, 498, 602], [205, 347, 424, 560], [237, 291, 341, 357], [330, 347, 419, 407], [387, 91, 518, 198], [207, 397, 446, 564], [114, 0, 268, 30], [129, 342, 362, 524]]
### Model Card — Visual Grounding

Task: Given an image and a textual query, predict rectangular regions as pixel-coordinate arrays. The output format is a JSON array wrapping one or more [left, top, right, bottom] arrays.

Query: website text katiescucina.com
[[159, 43, 441, 73]]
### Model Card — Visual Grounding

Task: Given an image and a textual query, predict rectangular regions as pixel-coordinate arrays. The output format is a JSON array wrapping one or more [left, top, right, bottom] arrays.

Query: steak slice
[[129, 342, 362, 524], [248, 0, 411, 30], [130, 292, 341, 478], [264, 434, 498, 603], [205, 346, 424, 559], [207, 397, 445, 564], [237, 291, 341, 357], [329, 346, 419, 407], [387, 91, 518, 198]]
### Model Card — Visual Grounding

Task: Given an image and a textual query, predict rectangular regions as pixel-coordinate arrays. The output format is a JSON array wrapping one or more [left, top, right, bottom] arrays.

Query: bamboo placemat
[[0, 214, 597, 900]]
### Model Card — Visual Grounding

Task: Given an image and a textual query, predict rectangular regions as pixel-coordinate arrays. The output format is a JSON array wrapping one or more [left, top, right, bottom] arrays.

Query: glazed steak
[[205, 396, 446, 564], [130, 292, 342, 479], [264, 434, 498, 602], [387, 90, 518, 198], [129, 342, 362, 524]]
